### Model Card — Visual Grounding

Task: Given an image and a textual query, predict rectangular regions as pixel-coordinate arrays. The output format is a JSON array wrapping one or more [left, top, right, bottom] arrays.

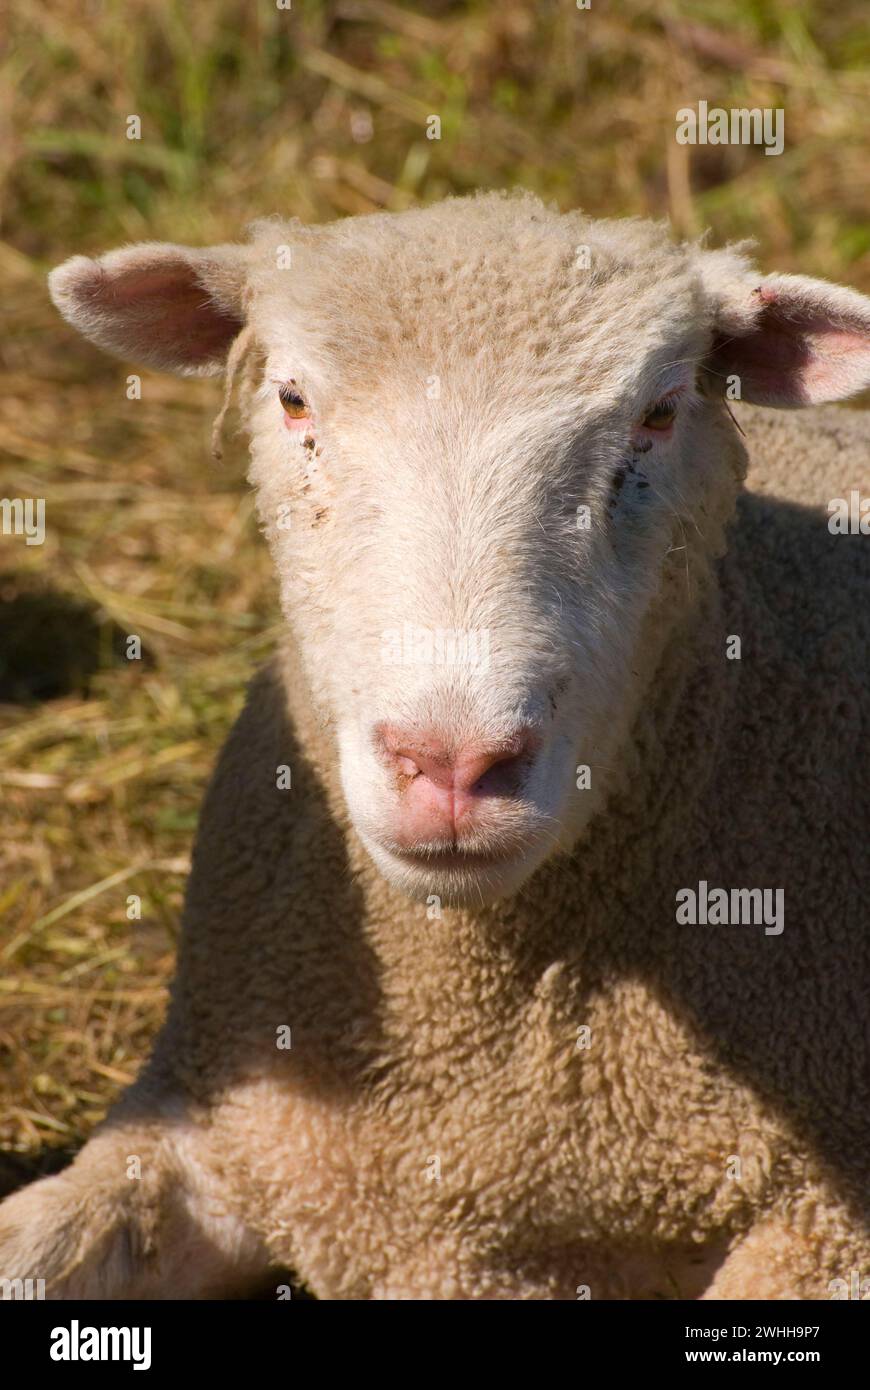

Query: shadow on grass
[[0, 576, 153, 703], [0, 1146, 76, 1200]]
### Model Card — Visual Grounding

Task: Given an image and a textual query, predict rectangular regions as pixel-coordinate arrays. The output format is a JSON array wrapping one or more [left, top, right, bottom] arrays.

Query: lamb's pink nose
[[376, 725, 538, 844]]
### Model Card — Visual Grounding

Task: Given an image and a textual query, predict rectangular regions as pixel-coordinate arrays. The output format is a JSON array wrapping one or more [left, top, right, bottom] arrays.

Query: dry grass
[[1, 0, 869, 1181]]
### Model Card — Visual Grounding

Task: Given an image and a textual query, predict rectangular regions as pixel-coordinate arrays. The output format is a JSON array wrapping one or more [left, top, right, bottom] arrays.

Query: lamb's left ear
[[699, 250, 870, 407], [48, 242, 249, 377]]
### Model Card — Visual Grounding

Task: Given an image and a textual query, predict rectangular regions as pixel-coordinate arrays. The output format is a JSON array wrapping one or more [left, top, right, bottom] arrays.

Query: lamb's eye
[[278, 385, 308, 419], [641, 398, 678, 431]]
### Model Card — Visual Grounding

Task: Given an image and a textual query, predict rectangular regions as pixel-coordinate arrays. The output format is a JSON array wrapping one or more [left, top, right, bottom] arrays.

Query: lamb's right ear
[[48, 242, 249, 377]]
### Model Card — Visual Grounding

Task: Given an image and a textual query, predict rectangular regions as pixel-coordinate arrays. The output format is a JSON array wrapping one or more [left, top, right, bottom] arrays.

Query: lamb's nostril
[[395, 753, 424, 779], [376, 725, 538, 799], [455, 744, 526, 797]]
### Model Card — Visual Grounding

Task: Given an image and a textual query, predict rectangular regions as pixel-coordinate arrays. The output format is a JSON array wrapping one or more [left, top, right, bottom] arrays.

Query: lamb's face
[[246, 209, 724, 904], [51, 193, 870, 906]]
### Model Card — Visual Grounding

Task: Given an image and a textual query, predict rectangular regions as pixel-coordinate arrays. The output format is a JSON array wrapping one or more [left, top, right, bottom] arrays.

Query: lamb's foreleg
[[0, 1103, 270, 1299]]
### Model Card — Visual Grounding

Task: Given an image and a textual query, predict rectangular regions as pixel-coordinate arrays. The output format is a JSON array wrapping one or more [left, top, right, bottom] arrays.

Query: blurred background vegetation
[[1, 0, 868, 1184]]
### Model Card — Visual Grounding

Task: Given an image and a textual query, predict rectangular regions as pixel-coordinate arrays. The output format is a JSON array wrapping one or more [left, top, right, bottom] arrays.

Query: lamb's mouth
[[390, 843, 523, 872], [361, 826, 549, 903]]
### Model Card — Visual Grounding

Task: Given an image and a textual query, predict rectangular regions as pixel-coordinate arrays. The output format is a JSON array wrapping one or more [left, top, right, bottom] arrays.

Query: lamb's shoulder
[[739, 402, 869, 509], [684, 406, 869, 979], [724, 403, 869, 676]]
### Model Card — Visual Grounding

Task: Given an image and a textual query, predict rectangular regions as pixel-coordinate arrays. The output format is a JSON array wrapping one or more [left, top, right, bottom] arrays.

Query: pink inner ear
[[81, 260, 244, 368], [711, 298, 814, 406], [710, 290, 870, 407]]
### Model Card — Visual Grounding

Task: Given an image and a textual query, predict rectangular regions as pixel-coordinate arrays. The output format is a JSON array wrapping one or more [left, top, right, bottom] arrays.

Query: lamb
[[1, 190, 869, 1299]]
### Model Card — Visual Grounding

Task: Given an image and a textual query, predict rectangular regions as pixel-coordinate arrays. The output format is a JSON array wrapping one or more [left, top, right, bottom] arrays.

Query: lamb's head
[[50, 192, 870, 906]]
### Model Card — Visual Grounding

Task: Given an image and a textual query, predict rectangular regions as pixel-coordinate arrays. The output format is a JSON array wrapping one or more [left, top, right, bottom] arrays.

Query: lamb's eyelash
[[635, 383, 699, 442], [270, 376, 306, 397], [260, 375, 310, 403], [644, 387, 685, 416], [654, 382, 704, 417]]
